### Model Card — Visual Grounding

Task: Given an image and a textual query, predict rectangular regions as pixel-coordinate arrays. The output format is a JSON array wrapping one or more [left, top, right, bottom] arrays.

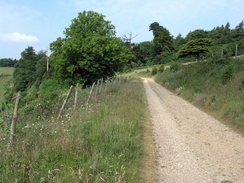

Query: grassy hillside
[[154, 57, 244, 134], [0, 78, 157, 182], [0, 67, 14, 102]]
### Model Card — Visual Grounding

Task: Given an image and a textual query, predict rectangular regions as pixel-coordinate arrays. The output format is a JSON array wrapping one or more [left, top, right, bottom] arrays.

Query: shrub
[[151, 67, 158, 75], [170, 62, 181, 72], [221, 64, 234, 83], [158, 65, 164, 73]]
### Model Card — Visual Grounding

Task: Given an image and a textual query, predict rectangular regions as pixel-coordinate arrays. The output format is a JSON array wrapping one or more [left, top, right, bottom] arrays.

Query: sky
[[0, 0, 243, 59]]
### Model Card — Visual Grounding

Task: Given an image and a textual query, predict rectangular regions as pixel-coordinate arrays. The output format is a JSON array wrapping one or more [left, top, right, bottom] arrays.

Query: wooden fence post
[[9, 91, 21, 143], [99, 78, 103, 94], [74, 83, 79, 108], [104, 79, 108, 92], [86, 82, 95, 109], [57, 85, 73, 119], [95, 80, 99, 98]]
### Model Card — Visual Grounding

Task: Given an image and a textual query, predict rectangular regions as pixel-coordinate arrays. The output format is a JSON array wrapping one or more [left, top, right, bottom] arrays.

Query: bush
[[151, 67, 158, 75], [158, 65, 164, 73], [221, 64, 234, 83]]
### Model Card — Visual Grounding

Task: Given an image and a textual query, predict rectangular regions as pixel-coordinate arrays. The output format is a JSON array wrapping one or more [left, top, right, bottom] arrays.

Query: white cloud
[[0, 32, 39, 43]]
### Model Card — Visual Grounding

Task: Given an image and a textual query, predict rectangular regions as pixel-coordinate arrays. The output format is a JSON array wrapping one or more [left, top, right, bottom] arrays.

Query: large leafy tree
[[176, 38, 212, 61], [50, 11, 133, 86]]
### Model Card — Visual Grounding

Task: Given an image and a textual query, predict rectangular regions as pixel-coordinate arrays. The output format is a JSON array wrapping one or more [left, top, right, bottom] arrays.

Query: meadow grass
[[0, 78, 156, 182], [0, 67, 14, 102], [0, 67, 14, 75]]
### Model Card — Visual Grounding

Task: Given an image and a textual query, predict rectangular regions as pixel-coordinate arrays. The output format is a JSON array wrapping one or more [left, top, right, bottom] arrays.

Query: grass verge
[[154, 57, 244, 134], [0, 78, 156, 182]]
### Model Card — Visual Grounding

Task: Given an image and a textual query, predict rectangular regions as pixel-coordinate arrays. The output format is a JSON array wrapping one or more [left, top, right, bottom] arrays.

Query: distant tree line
[[132, 20, 244, 65], [0, 58, 18, 67]]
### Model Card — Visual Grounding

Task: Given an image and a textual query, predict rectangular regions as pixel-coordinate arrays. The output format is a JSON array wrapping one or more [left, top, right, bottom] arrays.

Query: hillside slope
[[155, 57, 244, 134]]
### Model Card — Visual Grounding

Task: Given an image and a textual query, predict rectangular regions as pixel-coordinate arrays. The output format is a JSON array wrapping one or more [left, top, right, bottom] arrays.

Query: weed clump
[[151, 67, 158, 75]]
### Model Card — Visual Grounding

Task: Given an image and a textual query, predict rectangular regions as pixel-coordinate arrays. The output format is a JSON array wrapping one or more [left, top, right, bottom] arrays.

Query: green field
[[0, 67, 14, 102]]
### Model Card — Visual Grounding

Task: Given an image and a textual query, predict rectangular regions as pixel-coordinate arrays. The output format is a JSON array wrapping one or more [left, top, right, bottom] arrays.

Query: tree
[[13, 47, 48, 92], [50, 11, 133, 86], [232, 20, 244, 41], [13, 47, 38, 91], [122, 32, 138, 50], [149, 22, 174, 57], [121, 32, 138, 66], [132, 41, 154, 65], [176, 38, 212, 62], [173, 33, 185, 50], [185, 29, 208, 42]]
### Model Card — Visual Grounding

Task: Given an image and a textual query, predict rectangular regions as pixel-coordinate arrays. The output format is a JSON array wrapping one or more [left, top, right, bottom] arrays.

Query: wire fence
[[0, 76, 128, 144]]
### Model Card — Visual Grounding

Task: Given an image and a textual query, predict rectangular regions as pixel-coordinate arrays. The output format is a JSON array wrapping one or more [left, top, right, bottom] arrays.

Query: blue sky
[[0, 0, 243, 59]]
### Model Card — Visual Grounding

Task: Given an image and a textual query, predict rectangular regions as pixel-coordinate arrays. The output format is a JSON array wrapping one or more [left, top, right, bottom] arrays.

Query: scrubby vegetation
[[154, 56, 244, 133]]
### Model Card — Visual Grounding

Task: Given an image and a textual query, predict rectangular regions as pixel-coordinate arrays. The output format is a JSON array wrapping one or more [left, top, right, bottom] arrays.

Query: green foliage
[[0, 58, 18, 67], [13, 47, 47, 92], [155, 57, 244, 133], [0, 117, 10, 137], [149, 22, 174, 59], [221, 64, 234, 83], [38, 79, 61, 102], [158, 64, 165, 73], [176, 38, 212, 61], [174, 33, 185, 50], [132, 41, 154, 66], [50, 11, 133, 86], [151, 67, 158, 75], [185, 29, 208, 42], [170, 61, 181, 72], [0, 67, 14, 103]]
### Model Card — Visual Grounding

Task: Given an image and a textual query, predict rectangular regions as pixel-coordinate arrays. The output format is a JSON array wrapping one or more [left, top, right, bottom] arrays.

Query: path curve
[[143, 78, 244, 183]]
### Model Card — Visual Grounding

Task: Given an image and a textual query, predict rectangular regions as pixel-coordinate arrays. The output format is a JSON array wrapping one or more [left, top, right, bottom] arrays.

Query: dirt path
[[143, 78, 244, 183]]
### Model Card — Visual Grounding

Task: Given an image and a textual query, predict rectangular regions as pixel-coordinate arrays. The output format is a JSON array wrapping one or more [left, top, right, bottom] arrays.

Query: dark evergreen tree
[[149, 22, 174, 64]]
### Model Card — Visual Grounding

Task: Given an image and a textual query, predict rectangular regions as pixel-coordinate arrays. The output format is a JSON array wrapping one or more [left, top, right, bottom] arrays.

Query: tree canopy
[[149, 22, 174, 55], [149, 22, 174, 64], [50, 11, 133, 86], [13, 47, 47, 92], [176, 38, 212, 61]]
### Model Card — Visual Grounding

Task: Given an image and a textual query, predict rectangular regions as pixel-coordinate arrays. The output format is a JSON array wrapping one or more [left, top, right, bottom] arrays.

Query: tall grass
[[155, 57, 244, 134], [0, 79, 150, 182]]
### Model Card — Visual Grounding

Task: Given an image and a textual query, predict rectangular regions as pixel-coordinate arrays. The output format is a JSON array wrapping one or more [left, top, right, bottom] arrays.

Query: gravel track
[[143, 78, 244, 183]]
